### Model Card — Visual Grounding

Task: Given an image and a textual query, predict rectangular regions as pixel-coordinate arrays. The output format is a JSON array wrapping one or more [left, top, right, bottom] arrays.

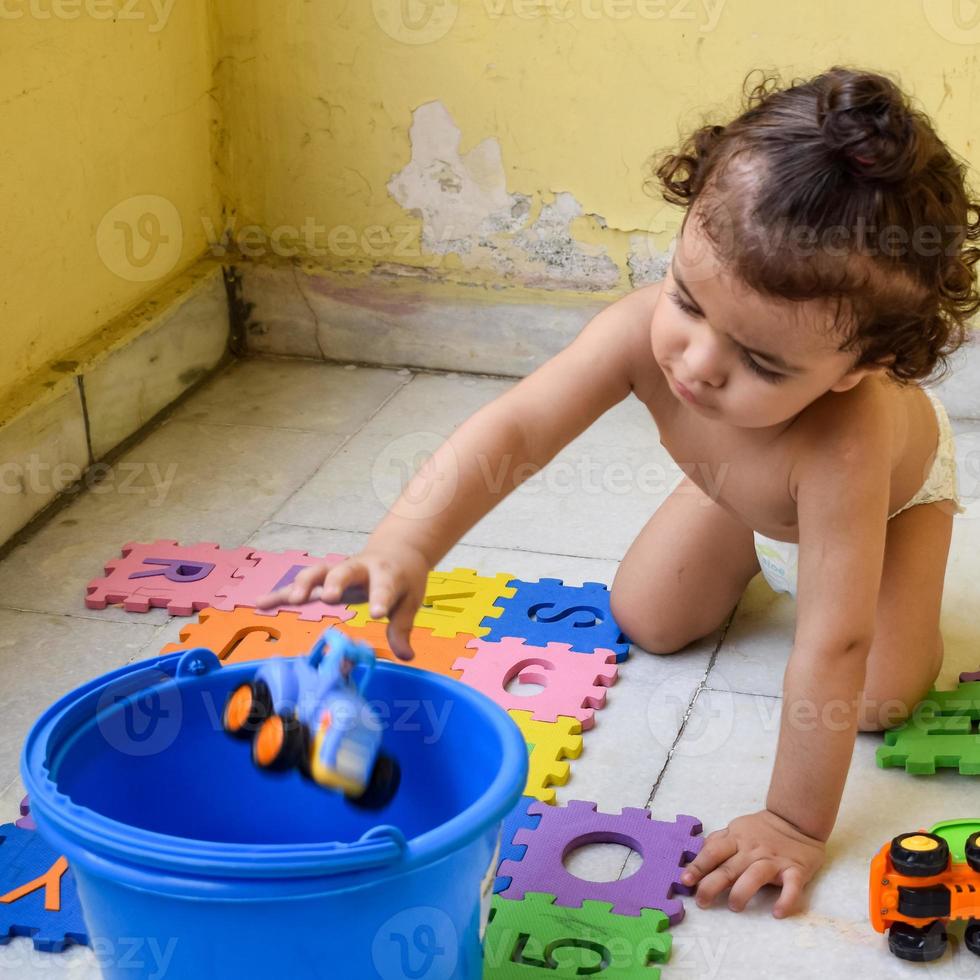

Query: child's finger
[[320, 559, 367, 603], [772, 866, 806, 918], [386, 597, 418, 661], [694, 857, 744, 909], [282, 564, 329, 604], [726, 858, 778, 912], [366, 568, 397, 620], [681, 831, 736, 886]]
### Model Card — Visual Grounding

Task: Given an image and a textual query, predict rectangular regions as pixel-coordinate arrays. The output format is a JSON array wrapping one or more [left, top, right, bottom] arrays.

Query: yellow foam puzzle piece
[[348, 567, 516, 638], [509, 710, 583, 805]]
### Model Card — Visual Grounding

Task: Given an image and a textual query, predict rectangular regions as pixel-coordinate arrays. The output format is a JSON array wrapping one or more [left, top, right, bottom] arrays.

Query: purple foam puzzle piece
[[497, 800, 703, 925], [15, 798, 35, 832], [494, 796, 542, 894], [960, 668, 980, 684]]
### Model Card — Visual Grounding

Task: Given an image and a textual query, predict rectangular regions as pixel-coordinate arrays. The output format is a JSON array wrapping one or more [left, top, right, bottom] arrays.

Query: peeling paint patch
[[627, 232, 673, 287], [387, 101, 525, 255], [388, 101, 620, 291]]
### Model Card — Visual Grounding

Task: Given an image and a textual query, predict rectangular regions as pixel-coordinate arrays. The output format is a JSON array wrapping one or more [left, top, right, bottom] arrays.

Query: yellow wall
[[211, 0, 980, 294], [4, 0, 979, 400], [0, 0, 220, 402]]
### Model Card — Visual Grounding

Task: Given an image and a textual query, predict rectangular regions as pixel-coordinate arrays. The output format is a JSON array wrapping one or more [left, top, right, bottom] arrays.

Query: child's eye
[[669, 287, 787, 384], [739, 347, 786, 384], [667, 288, 699, 317]]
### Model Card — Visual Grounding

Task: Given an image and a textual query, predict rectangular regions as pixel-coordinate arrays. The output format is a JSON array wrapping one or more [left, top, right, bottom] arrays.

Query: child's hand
[[680, 809, 825, 918], [254, 544, 430, 661]]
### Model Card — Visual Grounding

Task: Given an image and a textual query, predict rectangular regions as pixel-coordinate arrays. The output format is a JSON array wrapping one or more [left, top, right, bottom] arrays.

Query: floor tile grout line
[[613, 611, 735, 882], [704, 687, 781, 700], [0, 602, 170, 628], [251, 521, 625, 566], [0, 775, 18, 803], [264, 373, 416, 529]]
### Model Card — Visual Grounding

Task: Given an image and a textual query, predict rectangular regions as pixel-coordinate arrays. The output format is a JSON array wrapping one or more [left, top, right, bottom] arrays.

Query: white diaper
[[754, 387, 965, 599]]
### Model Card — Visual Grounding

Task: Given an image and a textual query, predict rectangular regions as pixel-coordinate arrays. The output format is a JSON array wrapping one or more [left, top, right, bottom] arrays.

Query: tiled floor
[[1, 355, 978, 978]]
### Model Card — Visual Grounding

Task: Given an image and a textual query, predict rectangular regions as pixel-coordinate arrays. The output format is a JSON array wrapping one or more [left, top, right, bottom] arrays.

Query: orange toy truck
[[870, 820, 980, 962]]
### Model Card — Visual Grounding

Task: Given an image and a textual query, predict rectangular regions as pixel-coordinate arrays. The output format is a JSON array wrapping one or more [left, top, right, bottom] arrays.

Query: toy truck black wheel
[[897, 884, 951, 920], [348, 752, 401, 811], [965, 919, 980, 957], [223, 680, 273, 738], [889, 833, 950, 877], [253, 713, 307, 772], [887, 921, 948, 962], [965, 832, 980, 873]]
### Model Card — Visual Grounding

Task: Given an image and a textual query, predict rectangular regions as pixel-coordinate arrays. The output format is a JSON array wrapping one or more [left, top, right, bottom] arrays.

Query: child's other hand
[[254, 544, 430, 661], [679, 809, 825, 918]]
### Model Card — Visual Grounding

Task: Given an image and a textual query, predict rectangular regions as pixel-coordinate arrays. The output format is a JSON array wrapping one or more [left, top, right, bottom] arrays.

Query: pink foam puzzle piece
[[212, 550, 355, 622], [85, 541, 259, 616], [452, 637, 619, 730]]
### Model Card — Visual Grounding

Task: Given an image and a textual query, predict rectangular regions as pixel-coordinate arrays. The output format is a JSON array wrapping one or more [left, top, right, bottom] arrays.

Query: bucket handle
[[328, 824, 409, 873]]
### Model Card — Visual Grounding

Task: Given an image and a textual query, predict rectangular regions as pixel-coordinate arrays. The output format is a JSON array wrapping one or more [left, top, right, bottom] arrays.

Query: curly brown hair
[[645, 66, 980, 384]]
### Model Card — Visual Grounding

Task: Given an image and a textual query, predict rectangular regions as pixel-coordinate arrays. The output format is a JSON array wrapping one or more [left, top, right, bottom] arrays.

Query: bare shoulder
[[788, 375, 893, 498], [580, 280, 664, 393]]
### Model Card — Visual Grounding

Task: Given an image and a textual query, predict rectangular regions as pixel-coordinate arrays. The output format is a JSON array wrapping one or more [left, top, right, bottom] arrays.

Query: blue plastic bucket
[[21, 648, 528, 980]]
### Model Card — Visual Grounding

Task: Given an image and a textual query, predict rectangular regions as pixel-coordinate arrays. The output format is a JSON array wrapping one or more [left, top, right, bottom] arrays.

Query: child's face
[[650, 213, 886, 429]]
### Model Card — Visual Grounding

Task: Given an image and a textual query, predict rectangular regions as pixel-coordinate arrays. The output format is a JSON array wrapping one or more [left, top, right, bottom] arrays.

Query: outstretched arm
[[681, 386, 893, 917], [259, 286, 658, 656]]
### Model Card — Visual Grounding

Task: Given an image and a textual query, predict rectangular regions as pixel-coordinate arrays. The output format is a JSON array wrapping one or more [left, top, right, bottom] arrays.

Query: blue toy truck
[[222, 628, 401, 809]]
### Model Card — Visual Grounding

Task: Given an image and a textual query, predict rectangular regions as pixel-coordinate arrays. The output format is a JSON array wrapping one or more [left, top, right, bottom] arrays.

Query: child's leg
[[857, 499, 955, 732], [610, 476, 761, 653]]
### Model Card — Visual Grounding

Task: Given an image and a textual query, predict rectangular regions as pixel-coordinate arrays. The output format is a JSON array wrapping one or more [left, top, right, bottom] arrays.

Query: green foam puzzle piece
[[924, 681, 980, 720], [877, 710, 980, 775], [484, 893, 671, 978]]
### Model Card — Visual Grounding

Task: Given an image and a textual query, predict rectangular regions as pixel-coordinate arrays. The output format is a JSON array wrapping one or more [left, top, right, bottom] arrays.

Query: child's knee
[[609, 583, 689, 655], [857, 630, 944, 732]]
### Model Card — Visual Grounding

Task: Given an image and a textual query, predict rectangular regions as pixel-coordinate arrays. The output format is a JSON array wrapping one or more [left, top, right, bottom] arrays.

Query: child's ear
[[829, 354, 896, 393]]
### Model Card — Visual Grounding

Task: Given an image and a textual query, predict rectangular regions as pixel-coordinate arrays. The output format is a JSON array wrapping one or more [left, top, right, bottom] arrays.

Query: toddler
[[259, 66, 978, 918]]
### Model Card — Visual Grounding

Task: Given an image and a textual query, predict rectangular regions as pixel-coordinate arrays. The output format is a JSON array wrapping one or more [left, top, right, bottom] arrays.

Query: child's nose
[[682, 337, 725, 388]]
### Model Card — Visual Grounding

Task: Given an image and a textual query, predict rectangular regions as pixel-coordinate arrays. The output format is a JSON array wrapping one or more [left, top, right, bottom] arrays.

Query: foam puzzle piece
[[213, 550, 355, 622], [925, 679, 980, 718], [482, 579, 631, 661], [454, 638, 618, 730], [15, 799, 35, 832], [0, 824, 88, 952], [85, 541, 259, 615], [877, 713, 980, 774], [509, 712, 583, 805], [348, 567, 517, 638], [876, 678, 980, 774], [336, 621, 478, 680], [961, 669, 980, 683], [494, 796, 542, 894], [161, 607, 333, 663], [498, 801, 703, 925], [485, 893, 672, 979]]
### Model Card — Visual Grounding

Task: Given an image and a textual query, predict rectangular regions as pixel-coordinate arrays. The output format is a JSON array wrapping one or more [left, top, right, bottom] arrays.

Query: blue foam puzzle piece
[[494, 795, 542, 894], [0, 824, 88, 952], [481, 579, 631, 661]]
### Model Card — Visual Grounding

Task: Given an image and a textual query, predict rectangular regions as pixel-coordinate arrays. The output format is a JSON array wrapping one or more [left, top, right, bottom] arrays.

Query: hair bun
[[816, 69, 919, 182]]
